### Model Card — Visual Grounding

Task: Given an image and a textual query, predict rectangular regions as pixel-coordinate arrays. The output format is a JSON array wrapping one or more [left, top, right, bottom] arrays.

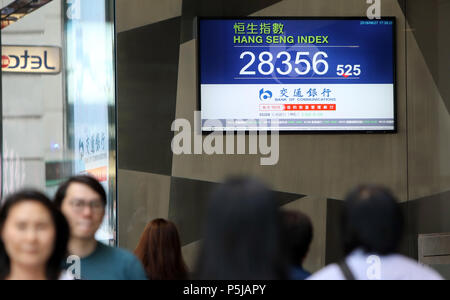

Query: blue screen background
[[199, 19, 395, 85]]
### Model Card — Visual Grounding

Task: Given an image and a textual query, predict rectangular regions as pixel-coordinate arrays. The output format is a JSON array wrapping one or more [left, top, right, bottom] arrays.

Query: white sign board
[[1, 46, 61, 74]]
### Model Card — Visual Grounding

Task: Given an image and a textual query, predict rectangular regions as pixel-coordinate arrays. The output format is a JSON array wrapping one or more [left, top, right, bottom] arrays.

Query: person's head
[[281, 210, 313, 267], [196, 177, 286, 280], [342, 185, 404, 256], [54, 176, 106, 240], [135, 219, 188, 280], [0, 190, 69, 280]]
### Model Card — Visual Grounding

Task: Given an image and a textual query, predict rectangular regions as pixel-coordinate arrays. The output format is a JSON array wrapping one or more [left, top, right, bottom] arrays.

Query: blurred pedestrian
[[55, 175, 147, 280], [135, 219, 188, 280], [281, 210, 313, 280], [309, 185, 443, 280], [0, 190, 70, 280], [195, 177, 287, 280]]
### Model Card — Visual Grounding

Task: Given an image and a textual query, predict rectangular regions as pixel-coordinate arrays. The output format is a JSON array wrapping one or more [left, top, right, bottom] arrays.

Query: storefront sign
[[1, 46, 61, 74]]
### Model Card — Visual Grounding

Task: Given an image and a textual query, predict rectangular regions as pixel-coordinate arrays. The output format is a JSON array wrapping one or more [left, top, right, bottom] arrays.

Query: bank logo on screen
[[259, 89, 273, 101]]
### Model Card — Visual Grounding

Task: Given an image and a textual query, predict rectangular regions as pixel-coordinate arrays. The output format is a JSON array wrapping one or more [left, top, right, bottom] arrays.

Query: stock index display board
[[199, 18, 396, 132]]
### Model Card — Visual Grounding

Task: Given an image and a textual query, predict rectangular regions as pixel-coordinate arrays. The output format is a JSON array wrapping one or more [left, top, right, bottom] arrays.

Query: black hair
[[0, 190, 70, 280], [281, 210, 313, 267], [54, 175, 107, 209], [342, 185, 404, 256], [195, 177, 287, 280]]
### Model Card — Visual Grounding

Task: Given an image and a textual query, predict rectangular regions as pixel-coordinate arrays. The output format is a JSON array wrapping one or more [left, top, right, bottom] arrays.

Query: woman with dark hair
[[0, 190, 71, 280], [309, 185, 443, 280], [195, 177, 287, 280], [281, 210, 313, 280], [135, 219, 188, 280]]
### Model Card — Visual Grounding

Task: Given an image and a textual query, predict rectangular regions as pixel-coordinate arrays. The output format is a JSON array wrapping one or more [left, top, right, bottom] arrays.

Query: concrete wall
[[115, 0, 450, 274]]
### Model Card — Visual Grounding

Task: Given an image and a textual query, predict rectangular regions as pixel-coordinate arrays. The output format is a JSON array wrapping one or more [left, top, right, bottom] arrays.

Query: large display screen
[[198, 18, 396, 132]]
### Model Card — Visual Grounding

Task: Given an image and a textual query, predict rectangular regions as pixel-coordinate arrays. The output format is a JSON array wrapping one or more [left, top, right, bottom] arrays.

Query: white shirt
[[59, 271, 75, 280], [308, 249, 443, 280]]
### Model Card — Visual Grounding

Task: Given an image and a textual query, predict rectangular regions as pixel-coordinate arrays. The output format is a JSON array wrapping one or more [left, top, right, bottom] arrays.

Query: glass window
[[1, 0, 117, 245]]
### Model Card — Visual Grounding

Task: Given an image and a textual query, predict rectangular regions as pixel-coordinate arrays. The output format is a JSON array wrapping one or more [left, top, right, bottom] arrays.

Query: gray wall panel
[[115, 0, 450, 276], [117, 18, 181, 175]]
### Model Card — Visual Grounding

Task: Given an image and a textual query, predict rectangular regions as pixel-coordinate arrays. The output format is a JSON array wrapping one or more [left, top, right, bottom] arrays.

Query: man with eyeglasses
[[54, 175, 147, 280]]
